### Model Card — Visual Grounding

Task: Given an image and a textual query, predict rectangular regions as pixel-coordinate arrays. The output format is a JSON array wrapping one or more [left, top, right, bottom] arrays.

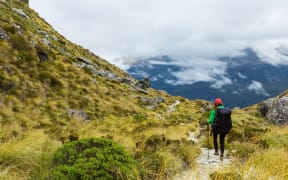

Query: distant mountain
[[127, 49, 288, 107]]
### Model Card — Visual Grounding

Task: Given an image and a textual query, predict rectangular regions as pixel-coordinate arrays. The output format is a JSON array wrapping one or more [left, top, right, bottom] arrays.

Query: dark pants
[[212, 129, 227, 155]]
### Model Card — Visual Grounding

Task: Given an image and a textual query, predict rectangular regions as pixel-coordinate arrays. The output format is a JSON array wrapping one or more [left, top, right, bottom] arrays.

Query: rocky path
[[168, 100, 180, 114], [174, 148, 232, 180]]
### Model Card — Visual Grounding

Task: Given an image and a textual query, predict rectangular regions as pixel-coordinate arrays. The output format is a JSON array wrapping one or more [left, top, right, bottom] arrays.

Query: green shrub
[[133, 114, 146, 122], [52, 138, 139, 180]]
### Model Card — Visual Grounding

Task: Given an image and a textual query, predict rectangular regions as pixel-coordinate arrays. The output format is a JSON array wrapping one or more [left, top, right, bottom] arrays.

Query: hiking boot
[[220, 154, 224, 161], [214, 151, 219, 155]]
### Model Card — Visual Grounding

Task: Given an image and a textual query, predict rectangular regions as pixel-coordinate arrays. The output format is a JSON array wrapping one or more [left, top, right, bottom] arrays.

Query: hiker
[[208, 98, 232, 160]]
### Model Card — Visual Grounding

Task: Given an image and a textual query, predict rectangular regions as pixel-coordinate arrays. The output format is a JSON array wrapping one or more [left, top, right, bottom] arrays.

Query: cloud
[[161, 58, 230, 85], [129, 70, 150, 79], [30, 0, 288, 68], [247, 80, 270, 96], [210, 76, 232, 89], [238, 72, 247, 79]]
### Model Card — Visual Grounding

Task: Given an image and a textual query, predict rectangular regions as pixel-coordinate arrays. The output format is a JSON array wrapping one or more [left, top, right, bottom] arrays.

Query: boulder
[[135, 87, 148, 95], [14, 25, 24, 35], [68, 109, 89, 121], [77, 57, 94, 66], [259, 98, 274, 116], [266, 96, 288, 125], [139, 96, 164, 110], [36, 47, 48, 62], [97, 70, 120, 81], [42, 38, 50, 46], [12, 8, 29, 19], [135, 78, 151, 90]]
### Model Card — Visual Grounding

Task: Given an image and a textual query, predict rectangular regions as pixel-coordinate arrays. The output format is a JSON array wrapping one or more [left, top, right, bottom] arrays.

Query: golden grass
[[0, 130, 61, 179], [138, 148, 183, 179], [141, 123, 198, 141], [262, 125, 288, 148], [241, 148, 288, 179]]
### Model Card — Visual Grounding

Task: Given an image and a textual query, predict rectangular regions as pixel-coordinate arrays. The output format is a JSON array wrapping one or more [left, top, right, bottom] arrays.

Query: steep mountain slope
[[127, 49, 288, 107], [0, 0, 210, 178], [0, 0, 211, 139]]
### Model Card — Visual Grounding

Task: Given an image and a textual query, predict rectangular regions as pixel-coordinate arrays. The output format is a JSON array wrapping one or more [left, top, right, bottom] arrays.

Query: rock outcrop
[[12, 8, 29, 19], [260, 96, 288, 125], [259, 98, 274, 116], [139, 96, 165, 110]]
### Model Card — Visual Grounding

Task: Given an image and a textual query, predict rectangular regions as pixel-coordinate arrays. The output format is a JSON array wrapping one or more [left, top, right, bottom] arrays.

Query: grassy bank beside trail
[[211, 124, 288, 180]]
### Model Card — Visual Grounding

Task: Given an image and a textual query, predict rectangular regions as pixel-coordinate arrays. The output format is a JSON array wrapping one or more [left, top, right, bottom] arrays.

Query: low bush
[[52, 138, 139, 180]]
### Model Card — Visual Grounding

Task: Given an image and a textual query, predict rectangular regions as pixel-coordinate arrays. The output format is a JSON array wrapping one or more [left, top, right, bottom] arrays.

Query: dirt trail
[[174, 148, 232, 180]]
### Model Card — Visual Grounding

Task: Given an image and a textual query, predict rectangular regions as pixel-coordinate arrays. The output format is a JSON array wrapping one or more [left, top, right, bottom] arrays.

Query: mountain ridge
[[127, 48, 288, 107]]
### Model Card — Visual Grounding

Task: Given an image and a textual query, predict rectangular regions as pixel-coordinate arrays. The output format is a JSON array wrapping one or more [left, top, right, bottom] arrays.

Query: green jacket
[[208, 105, 224, 125]]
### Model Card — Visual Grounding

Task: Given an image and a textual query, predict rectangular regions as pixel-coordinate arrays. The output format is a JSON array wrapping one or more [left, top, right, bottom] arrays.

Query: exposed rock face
[[77, 57, 94, 65], [75, 56, 135, 85], [265, 96, 288, 125], [139, 96, 164, 110], [259, 98, 274, 116]]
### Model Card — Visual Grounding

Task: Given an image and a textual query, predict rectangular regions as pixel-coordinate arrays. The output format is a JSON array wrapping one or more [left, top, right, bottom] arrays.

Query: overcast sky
[[29, 0, 288, 67]]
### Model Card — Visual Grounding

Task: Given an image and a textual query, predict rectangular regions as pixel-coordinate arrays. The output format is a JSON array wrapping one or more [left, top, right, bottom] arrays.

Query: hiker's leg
[[213, 129, 218, 154], [219, 132, 226, 155]]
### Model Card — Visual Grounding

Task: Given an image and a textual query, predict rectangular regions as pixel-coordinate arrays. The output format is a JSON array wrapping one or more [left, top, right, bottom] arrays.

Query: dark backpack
[[213, 108, 232, 133]]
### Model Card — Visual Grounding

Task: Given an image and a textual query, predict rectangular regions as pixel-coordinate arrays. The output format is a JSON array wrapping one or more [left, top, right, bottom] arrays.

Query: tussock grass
[[138, 148, 183, 179], [262, 125, 288, 148], [229, 141, 259, 160], [0, 130, 61, 179], [241, 148, 288, 179], [211, 133, 288, 180]]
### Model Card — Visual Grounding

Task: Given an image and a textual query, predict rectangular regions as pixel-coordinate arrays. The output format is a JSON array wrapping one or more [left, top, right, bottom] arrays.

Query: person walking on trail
[[208, 98, 232, 161]]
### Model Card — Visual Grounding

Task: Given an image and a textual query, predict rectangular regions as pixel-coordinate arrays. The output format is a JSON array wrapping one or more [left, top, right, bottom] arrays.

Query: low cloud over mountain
[[127, 48, 288, 107]]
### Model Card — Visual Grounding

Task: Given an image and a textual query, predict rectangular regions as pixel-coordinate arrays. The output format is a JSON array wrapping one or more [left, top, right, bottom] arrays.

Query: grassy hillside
[[0, 0, 287, 179]]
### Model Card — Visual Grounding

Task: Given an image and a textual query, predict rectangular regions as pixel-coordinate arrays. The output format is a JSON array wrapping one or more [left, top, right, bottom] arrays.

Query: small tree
[[52, 138, 138, 180]]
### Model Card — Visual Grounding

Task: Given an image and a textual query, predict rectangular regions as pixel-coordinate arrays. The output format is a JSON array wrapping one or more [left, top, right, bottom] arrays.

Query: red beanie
[[214, 98, 223, 105]]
